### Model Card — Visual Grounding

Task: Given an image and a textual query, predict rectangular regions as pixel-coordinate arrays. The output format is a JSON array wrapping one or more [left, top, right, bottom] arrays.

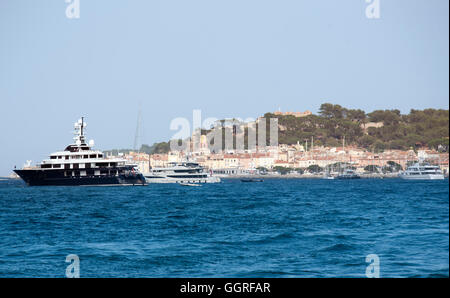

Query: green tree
[[307, 164, 323, 173], [273, 166, 293, 175], [372, 140, 386, 153], [294, 168, 305, 174], [256, 167, 268, 173], [368, 110, 401, 125], [428, 138, 449, 152], [386, 161, 402, 172], [319, 103, 345, 119], [346, 109, 366, 123], [364, 165, 380, 173]]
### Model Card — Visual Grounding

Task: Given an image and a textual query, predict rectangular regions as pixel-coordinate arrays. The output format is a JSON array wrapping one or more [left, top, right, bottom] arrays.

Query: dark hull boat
[[241, 178, 264, 182], [14, 168, 146, 186], [14, 117, 146, 187], [336, 175, 361, 180]]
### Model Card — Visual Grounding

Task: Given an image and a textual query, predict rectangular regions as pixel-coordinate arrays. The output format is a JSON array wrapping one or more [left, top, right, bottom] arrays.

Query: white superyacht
[[144, 162, 221, 184], [399, 163, 445, 180]]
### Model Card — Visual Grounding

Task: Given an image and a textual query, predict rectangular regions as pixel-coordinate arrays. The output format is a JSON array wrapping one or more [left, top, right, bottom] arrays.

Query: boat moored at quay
[[336, 168, 361, 180], [14, 118, 146, 186], [399, 162, 445, 180], [145, 162, 221, 184]]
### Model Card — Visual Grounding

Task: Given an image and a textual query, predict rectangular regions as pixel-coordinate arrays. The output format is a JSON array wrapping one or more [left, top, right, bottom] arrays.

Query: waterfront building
[[120, 139, 449, 176], [273, 110, 312, 118]]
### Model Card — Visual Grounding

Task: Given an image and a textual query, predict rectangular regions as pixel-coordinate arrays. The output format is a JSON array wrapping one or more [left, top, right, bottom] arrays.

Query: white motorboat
[[144, 162, 221, 184], [399, 163, 444, 180]]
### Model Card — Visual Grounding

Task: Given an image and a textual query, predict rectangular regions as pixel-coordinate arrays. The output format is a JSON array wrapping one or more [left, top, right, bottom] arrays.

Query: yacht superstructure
[[14, 118, 146, 186]]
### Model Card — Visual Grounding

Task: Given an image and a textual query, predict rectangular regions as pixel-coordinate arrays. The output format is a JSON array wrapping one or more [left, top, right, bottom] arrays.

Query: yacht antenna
[[81, 117, 84, 137], [73, 117, 87, 145]]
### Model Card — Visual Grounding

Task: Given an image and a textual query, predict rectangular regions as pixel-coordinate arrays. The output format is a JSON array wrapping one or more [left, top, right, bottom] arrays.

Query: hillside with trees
[[266, 103, 449, 152], [106, 104, 448, 155]]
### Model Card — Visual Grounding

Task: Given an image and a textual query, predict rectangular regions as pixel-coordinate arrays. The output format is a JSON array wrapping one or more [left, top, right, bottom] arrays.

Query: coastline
[[216, 173, 401, 179]]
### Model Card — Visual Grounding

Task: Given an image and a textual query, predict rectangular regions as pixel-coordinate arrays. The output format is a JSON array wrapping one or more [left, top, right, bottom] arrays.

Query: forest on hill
[[266, 103, 449, 152], [106, 104, 449, 155]]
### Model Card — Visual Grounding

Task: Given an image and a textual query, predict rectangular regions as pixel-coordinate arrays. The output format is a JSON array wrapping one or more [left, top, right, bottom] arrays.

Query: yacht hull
[[399, 174, 445, 180], [336, 175, 361, 180], [144, 176, 220, 184], [14, 169, 147, 186]]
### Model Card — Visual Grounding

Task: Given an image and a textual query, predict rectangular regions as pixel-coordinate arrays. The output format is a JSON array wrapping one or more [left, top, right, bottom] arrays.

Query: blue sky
[[0, 0, 448, 175]]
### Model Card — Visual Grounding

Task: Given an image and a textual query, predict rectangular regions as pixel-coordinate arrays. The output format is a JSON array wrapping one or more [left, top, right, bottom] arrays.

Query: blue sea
[[0, 178, 448, 278]]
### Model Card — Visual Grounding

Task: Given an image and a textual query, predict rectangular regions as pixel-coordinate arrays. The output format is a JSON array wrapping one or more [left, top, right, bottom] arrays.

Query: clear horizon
[[0, 0, 449, 176]]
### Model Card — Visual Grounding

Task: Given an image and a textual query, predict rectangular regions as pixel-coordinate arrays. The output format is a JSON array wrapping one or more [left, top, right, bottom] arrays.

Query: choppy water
[[0, 178, 448, 278]]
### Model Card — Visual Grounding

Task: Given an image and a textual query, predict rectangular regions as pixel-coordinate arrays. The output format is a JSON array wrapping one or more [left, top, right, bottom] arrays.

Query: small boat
[[179, 183, 202, 187], [322, 170, 335, 180], [241, 178, 264, 182], [336, 169, 361, 180]]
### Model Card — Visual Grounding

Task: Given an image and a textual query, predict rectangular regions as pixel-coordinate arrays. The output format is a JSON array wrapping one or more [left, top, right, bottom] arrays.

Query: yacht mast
[[80, 117, 84, 139]]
